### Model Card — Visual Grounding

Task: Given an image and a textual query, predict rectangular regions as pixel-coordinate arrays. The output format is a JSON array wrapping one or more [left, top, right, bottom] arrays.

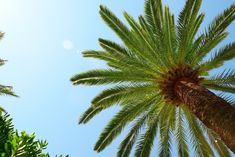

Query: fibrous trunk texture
[[175, 80, 235, 153]]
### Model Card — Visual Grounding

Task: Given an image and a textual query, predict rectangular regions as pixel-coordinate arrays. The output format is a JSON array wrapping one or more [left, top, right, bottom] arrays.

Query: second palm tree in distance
[[71, 0, 235, 156], [0, 32, 18, 112]]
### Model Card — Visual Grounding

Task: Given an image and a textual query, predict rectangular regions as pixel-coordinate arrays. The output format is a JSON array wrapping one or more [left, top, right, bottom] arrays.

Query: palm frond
[[134, 113, 159, 157], [168, 105, 177, 130], [138, 15, 158, 49], [139, 14, 172, 68], [98, 38, 161, 75], [91, 84, 156, 108], [217, 93, 235, 106], [200, 42, 235, 72], [177, 0, 203, 63], [192, 3, 235, 64], [203, 83, 235, 94], [94, 95, 159, 152], [123, 12, 156, 54], [79, 86, 158, 124], [158, 126, 172, 157], [144, 0, 176, 69], [184, 14, 204, 63], [0, 106, 6, 113], [0, 59, 6, 67], [100, 5, 163, 70], [201, 124, 231, 157], [82, 50, 116, 66], [192, 32, 228, 65], [0, 32, 4, 40], [117, 110, 150, 157], [0, 85, 18, 97], [79, 95, 156, 125], [79, 106, 103, 124], [185, 34, 205, 63], [175, 107, 189, 157], [99, 5, 130, 46], [82, 50, 140, 72], [162, 6, 177, 65], [205, 3, 235, 38], [71, 69, 155, 85], [98, 38, 130, 57], [118, 102, 164, 157], [202, 69, 235, 86], [157, 105, 175, 157], [123, 12, 166, 69], [144, 0, 163, 47], [183, 106, 214, 157]]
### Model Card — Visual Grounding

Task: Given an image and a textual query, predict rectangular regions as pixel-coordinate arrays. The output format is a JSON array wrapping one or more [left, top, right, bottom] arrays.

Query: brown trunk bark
[[174, 79, 235, 153]]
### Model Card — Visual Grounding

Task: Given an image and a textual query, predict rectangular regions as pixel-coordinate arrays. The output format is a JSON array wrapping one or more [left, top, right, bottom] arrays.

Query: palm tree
[[71, 0, 235, 156], [0, 32, 18, 112]]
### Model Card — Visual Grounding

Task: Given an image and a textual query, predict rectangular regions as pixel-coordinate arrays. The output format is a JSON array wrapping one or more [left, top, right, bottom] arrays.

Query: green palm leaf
[[134, 113, 159, 157], [0, 85, 18, 97], [0, 59, 6, 67], [201, 124, 231, 157], [100, 5, 160, 69], [117, 111, 150, 157], [183, 106, 214, 157], [203, 84, 235, 94], [192, 4, 235, 64], [94, 95, 159, 152], [79, 106, 102, 124], [91, 84, 156, 108], [175, 107, 189, 157], [217, 93, 235, 106], [177, 0, 203, 63], [98, 38, 130, 57], [157, 105, 175, 157], [71, 69, 155, 85], [202, 69, 235, 86], [200, 42, 235, 72]]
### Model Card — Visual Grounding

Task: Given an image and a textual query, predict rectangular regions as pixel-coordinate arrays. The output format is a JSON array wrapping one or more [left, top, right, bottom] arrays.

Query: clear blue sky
[[0, 0, 234, 156]]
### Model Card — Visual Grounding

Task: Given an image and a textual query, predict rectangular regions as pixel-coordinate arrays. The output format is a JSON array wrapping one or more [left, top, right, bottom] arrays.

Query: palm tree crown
[[71, 0, 235, 156]]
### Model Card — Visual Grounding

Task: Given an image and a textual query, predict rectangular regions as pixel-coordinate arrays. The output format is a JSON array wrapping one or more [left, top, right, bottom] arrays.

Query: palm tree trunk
[[174, 79, 235, 153]]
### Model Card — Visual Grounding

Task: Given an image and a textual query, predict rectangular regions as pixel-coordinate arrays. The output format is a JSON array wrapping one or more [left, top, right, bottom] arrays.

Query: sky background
[[0, 0, 234, 156]]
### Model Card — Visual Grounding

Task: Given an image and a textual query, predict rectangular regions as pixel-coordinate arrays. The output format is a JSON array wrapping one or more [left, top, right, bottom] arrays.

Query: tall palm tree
[[0, 32, 18, 112], [71, 0, 235, 156]]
